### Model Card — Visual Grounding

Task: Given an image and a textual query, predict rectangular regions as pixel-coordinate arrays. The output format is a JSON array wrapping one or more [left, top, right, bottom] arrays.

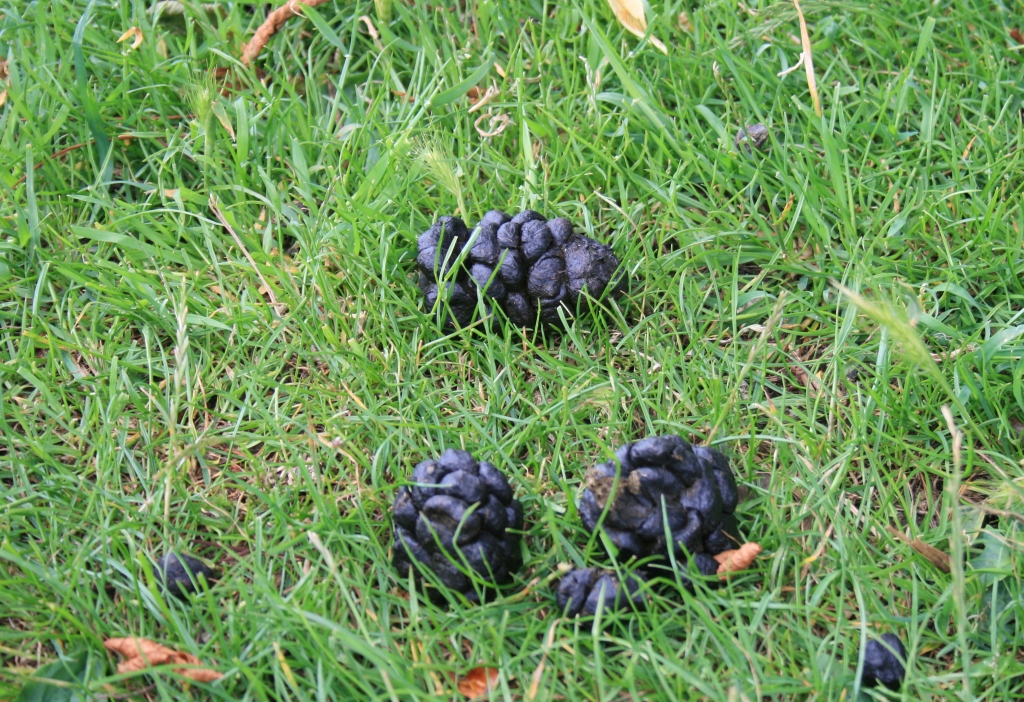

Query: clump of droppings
[[391, 449, 524, 602], [577, 435, 746, 583], [556, 567, 646, 617], [416, 210, 624, 328]]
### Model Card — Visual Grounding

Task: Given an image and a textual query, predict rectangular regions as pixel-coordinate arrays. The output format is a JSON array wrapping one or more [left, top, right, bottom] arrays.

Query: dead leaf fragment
[[1010, 28, 1024, 45], [117, 27, 144, 50], [104, 638, 222, 682], [885, 526, 951, 572], [606, 0, 667, 54], [714, 542, 762, 577], [457, 667, 500, 698]]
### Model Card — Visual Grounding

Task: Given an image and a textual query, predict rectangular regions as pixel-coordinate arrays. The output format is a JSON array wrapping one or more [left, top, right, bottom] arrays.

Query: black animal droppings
[[735, 123, 770, 152], [556, 567, 646, 617], [577, 435, 740, 582], [861, 633, 907, 691], [157, 553, 217, 599], [416, 210, 624, 328], [392, 450, 523, 602]]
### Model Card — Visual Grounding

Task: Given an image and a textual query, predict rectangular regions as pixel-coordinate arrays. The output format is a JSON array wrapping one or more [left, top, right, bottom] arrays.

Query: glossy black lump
[[735, 123, 770, 152], [392, 449, 524, 601], [158, 553, 217, 599], [577, 435, 739, 575], [556, 568, 646, 617], [861, 634, 906, 690], [417, 210, 623, 327]]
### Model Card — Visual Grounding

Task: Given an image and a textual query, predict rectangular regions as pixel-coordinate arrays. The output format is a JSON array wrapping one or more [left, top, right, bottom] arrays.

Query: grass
[[1, 0, 1023, 699]]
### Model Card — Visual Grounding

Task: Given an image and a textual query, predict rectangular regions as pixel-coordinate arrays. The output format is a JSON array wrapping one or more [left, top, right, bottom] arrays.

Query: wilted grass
[[1, 0, 1022, 700]]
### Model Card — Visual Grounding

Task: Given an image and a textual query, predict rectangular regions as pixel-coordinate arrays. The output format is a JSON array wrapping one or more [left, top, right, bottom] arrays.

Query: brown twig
[[241, 0, 332, 67]]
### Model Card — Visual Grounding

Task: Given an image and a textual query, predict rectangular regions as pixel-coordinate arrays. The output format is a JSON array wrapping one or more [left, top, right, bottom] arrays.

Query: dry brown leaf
[[104, 637, 222, 682], [714, 542, 762, 577], [1010, 28, 1024, 45], [885, 526, 951, 572], [117, 27, 144, 50], [606, 0, 667, 54], [457, 667, 500, 698]]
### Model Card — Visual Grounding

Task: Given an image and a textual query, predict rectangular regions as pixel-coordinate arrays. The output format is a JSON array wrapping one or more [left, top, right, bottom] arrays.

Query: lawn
[[1, 0, 1023, 699]]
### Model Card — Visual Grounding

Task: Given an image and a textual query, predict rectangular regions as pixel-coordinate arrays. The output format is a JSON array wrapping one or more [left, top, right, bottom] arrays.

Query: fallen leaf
[[885, 526, 951, 573], [606, 0, 667, 54], [457, 667, 500, 699], [714, 542, 762, 577], [103, 638, 222, 683], [117, 27, 144, 50], [1010, 28, 1024, 45]]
